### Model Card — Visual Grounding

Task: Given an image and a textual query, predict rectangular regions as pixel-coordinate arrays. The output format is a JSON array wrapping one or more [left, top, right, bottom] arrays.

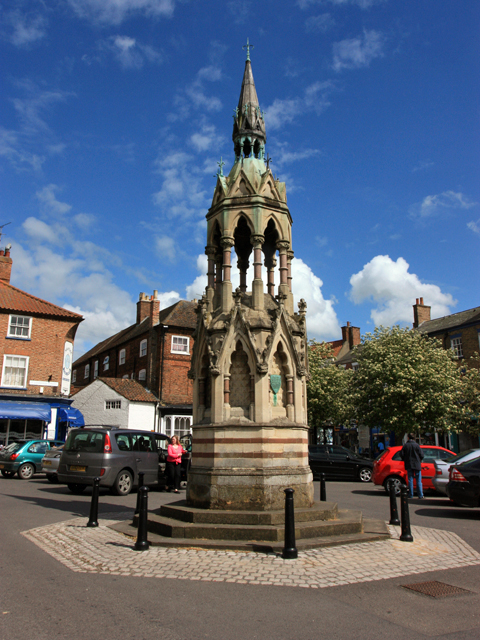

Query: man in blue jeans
[[401, 433, 424, 498]]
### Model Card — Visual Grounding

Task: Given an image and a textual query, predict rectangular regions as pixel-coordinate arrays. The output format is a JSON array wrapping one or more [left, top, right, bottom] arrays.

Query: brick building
[[72, 292, 197, 438], [413, 298, 480, 366], [329, 321, 361, 369], [0, 248, 84, 444]]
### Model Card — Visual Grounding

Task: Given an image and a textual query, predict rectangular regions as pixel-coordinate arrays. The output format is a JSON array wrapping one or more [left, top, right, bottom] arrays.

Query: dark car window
[[28, 442, 48, 454], [65, 431, 105, 452], [435, 449, 456, 461], [155, 435, 169, 454], [392, 451, 403, 461], [132, 434, 154, 452], [2, 441, 27, 453], [449, 449, 478, 464], [423, 448, 447, 462], [115, 434, 132, 452]]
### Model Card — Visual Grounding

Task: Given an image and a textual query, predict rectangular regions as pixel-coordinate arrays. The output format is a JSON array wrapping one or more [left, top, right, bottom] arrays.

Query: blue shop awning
[[0, 401, 51, 421], [57, 406, 84, 427]]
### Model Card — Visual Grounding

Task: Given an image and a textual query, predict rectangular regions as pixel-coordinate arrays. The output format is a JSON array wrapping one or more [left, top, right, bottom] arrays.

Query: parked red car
[[372, 445, 455, 494]]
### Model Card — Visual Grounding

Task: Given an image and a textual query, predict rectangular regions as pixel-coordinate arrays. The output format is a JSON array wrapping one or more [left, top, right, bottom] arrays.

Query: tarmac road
[[1, 475, 479, 640]]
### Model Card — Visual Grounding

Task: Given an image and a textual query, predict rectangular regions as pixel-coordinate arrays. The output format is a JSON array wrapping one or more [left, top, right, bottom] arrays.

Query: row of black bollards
[[86, 474, 150, 550], [388, 480, 413, 542]]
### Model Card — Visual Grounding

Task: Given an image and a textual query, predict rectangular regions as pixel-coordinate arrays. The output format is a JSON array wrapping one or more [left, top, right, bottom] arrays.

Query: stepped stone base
[[110, 500, 390, 551]]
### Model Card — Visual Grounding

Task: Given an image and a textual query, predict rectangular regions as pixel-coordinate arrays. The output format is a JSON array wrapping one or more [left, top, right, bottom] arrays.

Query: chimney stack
[[0, 247, 12, 283], [136, 291, 160, 326], [413, 298, 431, 328], [341, 322, 361, 349]]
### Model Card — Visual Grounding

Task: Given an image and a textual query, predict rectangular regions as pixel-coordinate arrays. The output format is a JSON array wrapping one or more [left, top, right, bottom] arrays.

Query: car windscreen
[[65, 430, 105, 453], [450, 449, 479, 464]]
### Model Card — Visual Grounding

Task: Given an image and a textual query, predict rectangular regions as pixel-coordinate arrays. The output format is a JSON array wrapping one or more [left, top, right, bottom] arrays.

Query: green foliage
[[307, 340, 354, 430], [349, 325, 465, 435], [459, 354, 480, 434]]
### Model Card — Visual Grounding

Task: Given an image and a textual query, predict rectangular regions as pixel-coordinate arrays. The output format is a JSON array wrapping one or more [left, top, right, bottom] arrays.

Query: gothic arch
[[228, 340, 251, 416]]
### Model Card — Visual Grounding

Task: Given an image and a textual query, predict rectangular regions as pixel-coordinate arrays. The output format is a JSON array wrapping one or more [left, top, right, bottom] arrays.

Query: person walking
[[401, 433, 424, 499], [166, 435, 185, 493]]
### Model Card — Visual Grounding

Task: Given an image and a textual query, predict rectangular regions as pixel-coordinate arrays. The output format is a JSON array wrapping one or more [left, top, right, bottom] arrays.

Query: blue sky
[[1, 0, 479, 358]]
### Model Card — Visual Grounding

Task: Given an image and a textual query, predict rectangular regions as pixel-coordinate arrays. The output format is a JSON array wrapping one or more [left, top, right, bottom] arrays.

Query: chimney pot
[[416, 298, 419, 305], [420, 297, 424, 305]]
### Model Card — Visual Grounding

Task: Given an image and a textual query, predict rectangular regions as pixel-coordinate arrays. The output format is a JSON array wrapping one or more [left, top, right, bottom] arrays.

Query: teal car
[[0, 439, 64, 479]]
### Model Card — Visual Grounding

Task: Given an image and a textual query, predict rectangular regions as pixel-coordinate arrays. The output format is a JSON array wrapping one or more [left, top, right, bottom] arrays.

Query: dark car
[[308, 445, 373, 482], [446, 455, 480, 507]]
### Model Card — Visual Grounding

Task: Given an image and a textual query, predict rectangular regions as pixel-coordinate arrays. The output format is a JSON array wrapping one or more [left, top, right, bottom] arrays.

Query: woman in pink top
[[166, 435, 184, 493]]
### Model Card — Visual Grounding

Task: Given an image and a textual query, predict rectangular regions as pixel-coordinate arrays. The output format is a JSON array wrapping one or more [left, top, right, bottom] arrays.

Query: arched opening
[[229, 341, 251, 418], [270, 342, 288, 418], [234, 216, 252, 292]]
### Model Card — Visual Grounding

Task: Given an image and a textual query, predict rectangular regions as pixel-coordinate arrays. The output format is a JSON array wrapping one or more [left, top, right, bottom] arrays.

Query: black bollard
[[320, 473, 327, 502], [87, 477, 100, 528], [134, 471, 145, 520], [388, 480, 400, 526], [282, 488, 298, 560], [399, 484, 413, 542], [134, 486, 150, 551]]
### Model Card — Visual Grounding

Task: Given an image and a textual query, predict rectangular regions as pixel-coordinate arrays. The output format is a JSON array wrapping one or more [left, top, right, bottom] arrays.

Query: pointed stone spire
[[232, 43, 266, 162]]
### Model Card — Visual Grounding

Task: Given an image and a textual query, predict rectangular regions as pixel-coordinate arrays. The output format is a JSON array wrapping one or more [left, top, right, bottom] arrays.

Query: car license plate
[[69, 465, 86, 472], [43, 460, 52, 466]]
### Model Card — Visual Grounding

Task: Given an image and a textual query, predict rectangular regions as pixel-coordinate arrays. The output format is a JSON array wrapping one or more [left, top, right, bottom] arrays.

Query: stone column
[[205, 245, 216, 312], [221, 236, 234, 312], [238, 258, 249, 293], [265, 256, 276, 297], [223, 374, 231, 421], [287, 249, 294, 314], [286, 375, 294, 421], [214, 252, 223, 308], [198, 377, 206, 421], [251, 234, 265, 310], [249, 374, 255, 421], [276, 241, 290, 299]]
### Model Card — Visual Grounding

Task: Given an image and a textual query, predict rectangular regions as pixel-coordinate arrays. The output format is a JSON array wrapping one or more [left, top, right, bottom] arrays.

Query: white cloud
[[185, 254, 340, 340], [305, 13, 335, 33], [152, 151, 209, 220], [410, 190, 478, 219], [100, 35, 163, 69], [349, 255, 456, 327], [169, 64, 223, 121], [23, 217, 68, 245], [264, 81, 334, 131], [12, 81, 73, 135], [66, 0, 175, 25], [467, 219, 480, 236], [190, 123, 225, 153], [73, 213, 96, 230], [155, 235, 177, 262], [1, 10, 47, 47], [36, 184, 72, 216], [298, 0, 384, 8], [0, 127, 45, 171], [332, 29, 385, 72], [273, 145, 322, 167]]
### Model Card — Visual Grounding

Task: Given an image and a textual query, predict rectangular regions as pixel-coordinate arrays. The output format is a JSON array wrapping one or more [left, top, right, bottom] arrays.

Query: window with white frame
[[122, 374, 129, 379], [119, 349, 126, 365], [84, 364, 90, 379], [451, 336, 463, 358], [8, 315, 32, 339], [93, 360, 99, 378], [103, 355, 109, 371], [105, 400, 121, 409], [164, 415, 192, 439], [352, 363, 359, 371], [72, 370, 76, 383], [171, 335, 189, 354], [138, 369, 146, 381], [2, 355, 29, 388], [139, 339, 147, 357]]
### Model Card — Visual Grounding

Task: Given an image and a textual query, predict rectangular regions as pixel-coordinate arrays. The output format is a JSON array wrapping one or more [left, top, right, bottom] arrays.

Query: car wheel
[[46, 474, 59, 483], [1, 470, 16, 478], [67, 483, 87, 494], [17, 463, 35, 480], [112, 470, 133, 496], [358, 467, 372, 483], [384, 476, 404, 495]]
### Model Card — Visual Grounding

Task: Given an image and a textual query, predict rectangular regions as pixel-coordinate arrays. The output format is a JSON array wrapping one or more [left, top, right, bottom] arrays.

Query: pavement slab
[[21, 510, 480, 590]]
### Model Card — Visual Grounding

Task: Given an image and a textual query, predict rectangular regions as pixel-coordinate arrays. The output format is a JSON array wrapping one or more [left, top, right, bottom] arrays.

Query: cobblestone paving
[[22, 512, 480, 589]]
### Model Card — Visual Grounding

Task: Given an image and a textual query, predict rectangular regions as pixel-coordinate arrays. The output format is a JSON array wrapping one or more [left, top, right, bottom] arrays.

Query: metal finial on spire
[[217, 157, 225, 176], [243, 38, 254, 61]]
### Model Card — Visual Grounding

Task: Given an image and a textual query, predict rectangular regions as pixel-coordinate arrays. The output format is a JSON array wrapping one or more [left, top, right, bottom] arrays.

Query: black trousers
[[166, 461, 181, 490]]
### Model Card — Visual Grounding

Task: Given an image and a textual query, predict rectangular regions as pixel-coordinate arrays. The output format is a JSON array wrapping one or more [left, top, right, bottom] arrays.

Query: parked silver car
[[433, 449, 480, 495], [58, 427, 161, 496], [41, 445, 64, 482]]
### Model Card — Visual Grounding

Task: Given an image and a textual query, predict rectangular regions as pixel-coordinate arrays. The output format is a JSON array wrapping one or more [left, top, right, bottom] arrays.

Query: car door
[[154, 434, 169, 484], [308, 446, 330, 479], [27, 441, 49, 468], [329, 446, 355, 480], [131, 433, 158, 485]]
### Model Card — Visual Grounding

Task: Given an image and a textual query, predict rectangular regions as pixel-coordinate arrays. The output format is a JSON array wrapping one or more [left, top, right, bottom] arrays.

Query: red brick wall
[[0, 312, 80, 395], [160, 328, 194, 404]]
